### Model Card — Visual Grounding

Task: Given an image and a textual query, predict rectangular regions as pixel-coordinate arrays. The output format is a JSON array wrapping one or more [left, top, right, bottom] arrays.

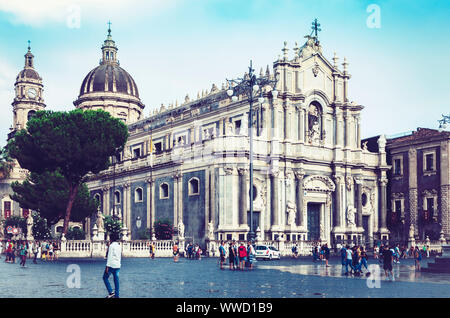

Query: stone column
[[344, 115, 351, 149], [102, 186, 110, 216], [271, 169, 280, 227], [356, 116, 361, 149], [299, 104, 306, 143], [440, 140, 450, 239], [146, 178, 153, 229], [123, 183, 131, 231], [355, 178, 363, 228], [408, 148, 418, 237], [238, 167, 249, 226], [294, 169, 305, 227], [333, 175, 342, 227], [379, 178, 388, 230], [174, 171, 183, 227]]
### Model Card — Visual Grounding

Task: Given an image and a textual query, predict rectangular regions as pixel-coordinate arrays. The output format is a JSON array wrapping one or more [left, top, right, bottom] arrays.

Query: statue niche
[[307, 102, 322, 145]]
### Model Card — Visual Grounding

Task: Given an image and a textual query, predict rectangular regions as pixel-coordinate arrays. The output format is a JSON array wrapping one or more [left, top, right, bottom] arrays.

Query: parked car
[[255, 245, 281, 260]]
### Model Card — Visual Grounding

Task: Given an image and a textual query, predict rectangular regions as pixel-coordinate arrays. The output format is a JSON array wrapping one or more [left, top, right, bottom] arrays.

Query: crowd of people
[[185, 243, 203, 260], [218, 241, 256, 270], [0, 240, 60, 266]]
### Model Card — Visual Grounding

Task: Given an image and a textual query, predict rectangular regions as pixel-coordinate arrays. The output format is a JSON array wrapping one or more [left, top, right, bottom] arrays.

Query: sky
[[0, 0, 449, 147]]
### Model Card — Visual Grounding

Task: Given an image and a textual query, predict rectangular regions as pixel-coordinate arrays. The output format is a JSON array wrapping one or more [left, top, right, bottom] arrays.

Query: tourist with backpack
[[238, 242, 247, 270]]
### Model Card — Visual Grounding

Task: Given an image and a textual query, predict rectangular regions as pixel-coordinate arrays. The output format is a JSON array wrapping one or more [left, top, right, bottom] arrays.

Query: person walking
[[232, 241, 239, 270], [228, 241, 235, 270], [149, 242, 155, 259], [19, 241, 27, 267], [344, 245, 354, 276], [32, 241, 39, 264], [103, 233, 121, 298], [323, 243, 331, 267], [340, 245, 347, 272], [173, 242, 179, 262], [383, 245, 394, 281], [360, 247, 369, 275], [218, 241, 226, 270], [414, 246, 422, 271], [238, 242, 247, 270], [247, 241, 256, 270]]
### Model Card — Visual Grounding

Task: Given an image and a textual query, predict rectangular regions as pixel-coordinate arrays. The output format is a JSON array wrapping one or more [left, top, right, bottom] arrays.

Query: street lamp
[[226, 60, 278, 242], [438, 114, 450, 131]]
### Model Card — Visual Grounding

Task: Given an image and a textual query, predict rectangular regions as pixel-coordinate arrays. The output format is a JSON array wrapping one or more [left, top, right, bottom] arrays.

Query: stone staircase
[[422, 245, 450, 273]]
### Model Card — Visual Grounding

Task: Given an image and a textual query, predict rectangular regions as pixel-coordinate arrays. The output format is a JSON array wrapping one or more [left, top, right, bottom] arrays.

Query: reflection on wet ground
[[0, 256, 449, 298], [257, 257, 450, 285]]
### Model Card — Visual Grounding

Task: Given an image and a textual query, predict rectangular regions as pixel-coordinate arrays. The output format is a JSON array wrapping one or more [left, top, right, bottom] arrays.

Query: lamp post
[[226, 60, 278, 242], [438, 114, 450, 131]]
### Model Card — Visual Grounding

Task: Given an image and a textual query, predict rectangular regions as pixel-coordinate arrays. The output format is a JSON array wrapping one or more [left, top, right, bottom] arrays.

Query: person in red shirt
[[238, 242, 247, 270]]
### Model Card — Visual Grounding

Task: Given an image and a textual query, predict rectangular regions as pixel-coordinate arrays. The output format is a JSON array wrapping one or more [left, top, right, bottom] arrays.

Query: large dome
[[79, 63, 139, 98], [73, 26, 144, 124]]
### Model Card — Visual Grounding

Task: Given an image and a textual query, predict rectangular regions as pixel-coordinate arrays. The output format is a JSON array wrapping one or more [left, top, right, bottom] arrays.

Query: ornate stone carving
[[294, 169, 305, 180], [96, 210, 105, 233], [286, 200, 296, 226], [207, 222, 214, 240], [347, 205, 356, 226], [312, 62, 320, 77], [345, 176, 353, 191], [177, 222, 185, 238], [303, 175, 336, 192], [224, 166, 234, 175], [237, 167, 249, 176]]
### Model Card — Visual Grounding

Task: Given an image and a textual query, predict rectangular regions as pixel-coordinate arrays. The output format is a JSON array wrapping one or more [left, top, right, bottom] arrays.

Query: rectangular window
[[427, 198, 434, 215], [154, 142, 162, 154], [4, 201, 11, 219], [425, 153, 434, 171], [235, 120, 241, 135], [393, 159, 402, 175], [133, 148, 141, 158], [394, 200, 402, 213]]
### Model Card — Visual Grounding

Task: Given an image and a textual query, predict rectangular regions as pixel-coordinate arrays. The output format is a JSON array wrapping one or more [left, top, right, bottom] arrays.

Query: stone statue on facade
[[286, 201, 296, 226], [177, 222, 185, 239], [124, 147, 132, 160], [26, 213, 34, 240], [226, 121, 234, 136], [347, 205, 356, 226], [409, 224, 415, 239], [96, 210, 105, 233], [207, 222, 214, 240]]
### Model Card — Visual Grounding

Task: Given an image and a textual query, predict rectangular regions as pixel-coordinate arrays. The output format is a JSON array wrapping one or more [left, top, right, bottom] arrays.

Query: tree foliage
[[0, 146, 14, 179], [154, 219, 174, 240], [32, 212, 52, 240], [10, 170, 99, 226], [2, 216, 26, 238], [7, 109, 128, 234], [104, 215, 123, 238]]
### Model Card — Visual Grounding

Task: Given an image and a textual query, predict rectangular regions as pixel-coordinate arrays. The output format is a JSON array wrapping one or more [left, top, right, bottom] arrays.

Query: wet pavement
[[0, 255, 449, 298]]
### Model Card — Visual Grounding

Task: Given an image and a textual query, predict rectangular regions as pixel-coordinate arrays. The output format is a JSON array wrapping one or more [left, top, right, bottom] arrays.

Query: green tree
[[0, 146, 14, 179], [154, 219, 174, 240], [32, 212, 52, 240], [66, 227, 86, 240], [104, 215, 123, 239], [10, 170, 99, 226], [7, 109, 128, 234]]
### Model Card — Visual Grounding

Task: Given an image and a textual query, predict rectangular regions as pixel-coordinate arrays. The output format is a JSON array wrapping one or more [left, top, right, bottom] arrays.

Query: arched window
[[160, 183, 169, 199], [135, 188, 143, 202], [27, 110, 36, 121], [114, 191, 121, 204], [94, 193, 101, 203], [188, 178, 199, 196]]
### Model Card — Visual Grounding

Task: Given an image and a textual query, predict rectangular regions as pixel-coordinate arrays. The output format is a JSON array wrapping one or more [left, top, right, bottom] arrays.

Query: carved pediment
[[303, 175, 335, 192]]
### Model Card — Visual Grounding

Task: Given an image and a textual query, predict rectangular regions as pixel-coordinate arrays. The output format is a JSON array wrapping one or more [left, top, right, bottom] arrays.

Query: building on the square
[[1, 23, 392, 248], [384, 128, 450, 242], [81, 25, 390, 247]]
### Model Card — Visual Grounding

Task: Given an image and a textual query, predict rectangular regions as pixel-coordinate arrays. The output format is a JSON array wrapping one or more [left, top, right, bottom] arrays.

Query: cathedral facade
[[79, 27, 390, 247], [2, 24, 390, 248]]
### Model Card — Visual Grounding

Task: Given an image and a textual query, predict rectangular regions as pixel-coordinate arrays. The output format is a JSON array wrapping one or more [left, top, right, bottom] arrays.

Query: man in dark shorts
[[383, 245, 394, 281], [228, 241, 236, 270], [218, 241, 226, 270], [323, 243, 330, 267]]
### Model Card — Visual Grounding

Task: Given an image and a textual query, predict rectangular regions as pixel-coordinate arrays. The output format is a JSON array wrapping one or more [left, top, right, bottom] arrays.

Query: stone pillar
[[102, 186, 110, 216], [294, 169, 305, 227], [344, 115, 351, 148], [299, 104, 306, 143], [174, 171, 183, 227], [440, 140, 450, 239], [356, 116, 361, 149], [408, 148, 418, 237], [355, 178, 363, 228], [123, 183, 131, 230], [238, 167, 249, 226], [146, 178, 153, 229], [379, 178, 388, 230], [335, 108, 343, 147], [334, 175, 342, 227], [271, 170, 280, 227]]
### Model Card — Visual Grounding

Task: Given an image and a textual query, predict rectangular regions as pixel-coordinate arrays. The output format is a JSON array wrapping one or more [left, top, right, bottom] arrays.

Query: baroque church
[[1, 23, 391, 248]]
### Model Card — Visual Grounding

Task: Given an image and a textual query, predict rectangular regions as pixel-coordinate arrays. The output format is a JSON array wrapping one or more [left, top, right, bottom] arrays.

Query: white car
[[255, 245, 281, 260]]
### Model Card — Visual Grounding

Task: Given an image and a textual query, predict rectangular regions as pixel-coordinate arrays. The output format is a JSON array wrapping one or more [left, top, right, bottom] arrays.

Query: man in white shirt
[[103, 233, 122, 298]]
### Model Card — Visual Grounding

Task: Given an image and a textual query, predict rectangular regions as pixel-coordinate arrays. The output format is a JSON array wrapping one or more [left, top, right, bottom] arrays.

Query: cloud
[[0, 0, 177, 27]]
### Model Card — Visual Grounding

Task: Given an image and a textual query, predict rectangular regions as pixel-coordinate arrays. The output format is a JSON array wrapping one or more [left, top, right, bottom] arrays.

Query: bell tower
[[10, 41, 46, 139]]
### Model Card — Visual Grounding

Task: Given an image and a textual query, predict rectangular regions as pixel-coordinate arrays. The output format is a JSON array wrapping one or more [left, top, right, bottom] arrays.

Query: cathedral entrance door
[[307, 203, 320, 241], [362, 215, 370, 246]]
